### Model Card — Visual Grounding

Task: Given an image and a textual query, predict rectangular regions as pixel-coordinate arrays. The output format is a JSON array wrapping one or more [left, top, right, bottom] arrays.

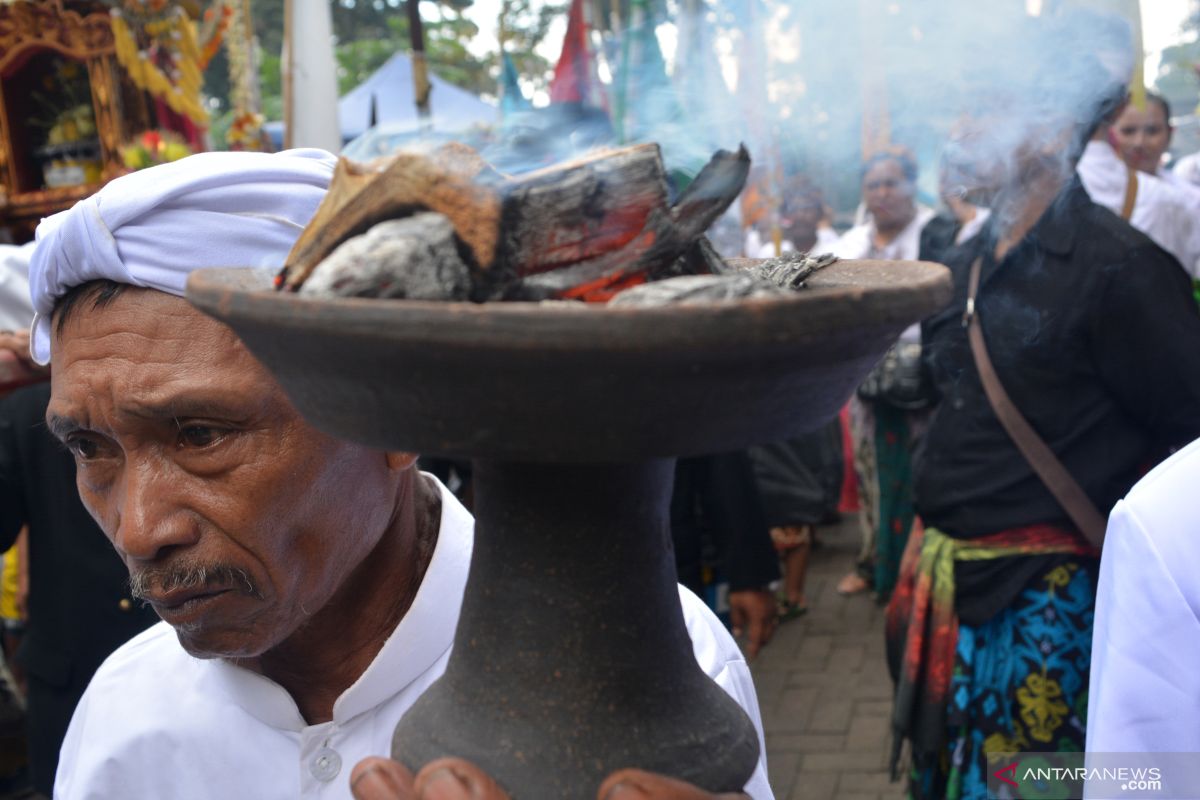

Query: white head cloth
[[27, 148, 335, 364]]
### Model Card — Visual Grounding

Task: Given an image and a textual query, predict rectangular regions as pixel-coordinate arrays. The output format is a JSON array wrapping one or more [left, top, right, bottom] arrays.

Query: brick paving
[[750, 514, 906, 800]]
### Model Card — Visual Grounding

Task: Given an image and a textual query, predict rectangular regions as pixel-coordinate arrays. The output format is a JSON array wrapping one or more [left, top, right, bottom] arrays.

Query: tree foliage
[[336, 8, 490, 96], [500, 0, 564, 95], [207, 0, 516, 119], [1152, 1, 1200, 160]]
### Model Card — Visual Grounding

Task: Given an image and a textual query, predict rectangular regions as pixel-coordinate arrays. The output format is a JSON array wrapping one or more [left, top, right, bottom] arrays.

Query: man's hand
[[350, 757, 750, 800], [728, 588, 778, 659], [0, 328, 46, 388], [0, 329, 34, 365]]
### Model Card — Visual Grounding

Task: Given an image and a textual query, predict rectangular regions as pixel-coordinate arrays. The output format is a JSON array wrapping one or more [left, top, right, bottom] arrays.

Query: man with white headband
[[33, 150, 772, 800]]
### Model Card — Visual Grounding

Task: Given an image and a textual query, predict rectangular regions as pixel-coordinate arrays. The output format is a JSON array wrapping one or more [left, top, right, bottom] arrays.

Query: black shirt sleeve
[[1090, 244, 1200, 451], [0, 391, 28, 552]]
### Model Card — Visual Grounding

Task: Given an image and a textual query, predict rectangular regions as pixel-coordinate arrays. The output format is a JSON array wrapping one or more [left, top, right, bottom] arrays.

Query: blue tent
[[266, 52, 498, 147]]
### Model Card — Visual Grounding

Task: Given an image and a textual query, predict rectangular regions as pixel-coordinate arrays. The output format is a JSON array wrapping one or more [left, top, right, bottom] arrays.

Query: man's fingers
[[415, 758, 512, 800], [597, 768, 750, 799], [351, 757, 416, 800]]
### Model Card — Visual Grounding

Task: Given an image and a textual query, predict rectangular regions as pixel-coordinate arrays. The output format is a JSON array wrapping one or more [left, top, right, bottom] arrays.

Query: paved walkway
[[751, 514, 904, 800]]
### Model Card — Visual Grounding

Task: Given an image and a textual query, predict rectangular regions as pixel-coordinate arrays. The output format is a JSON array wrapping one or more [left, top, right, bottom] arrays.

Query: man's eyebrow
[[122, 398, 255, 423], [46, 399, 252, 439]]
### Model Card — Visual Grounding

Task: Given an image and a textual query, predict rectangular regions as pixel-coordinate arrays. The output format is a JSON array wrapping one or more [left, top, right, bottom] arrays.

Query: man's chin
[[171, 622, 272, 660]]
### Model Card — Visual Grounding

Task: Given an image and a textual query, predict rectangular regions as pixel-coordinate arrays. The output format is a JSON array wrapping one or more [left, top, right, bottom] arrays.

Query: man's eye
[[179, 426, 224, 448], [67, 436, 99, 460]]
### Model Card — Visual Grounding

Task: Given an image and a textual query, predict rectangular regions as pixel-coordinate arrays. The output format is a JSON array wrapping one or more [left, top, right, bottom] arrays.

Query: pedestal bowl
[[187, 258, 951, 798]]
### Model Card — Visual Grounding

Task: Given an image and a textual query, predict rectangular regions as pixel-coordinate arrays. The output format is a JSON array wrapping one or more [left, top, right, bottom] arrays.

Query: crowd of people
[[0, 8, 1199, 800]]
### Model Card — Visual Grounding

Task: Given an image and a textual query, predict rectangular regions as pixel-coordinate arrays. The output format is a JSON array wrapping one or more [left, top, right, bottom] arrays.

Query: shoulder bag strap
[[963, 256, 1107, 547], [1121, 165, 1139, 221]]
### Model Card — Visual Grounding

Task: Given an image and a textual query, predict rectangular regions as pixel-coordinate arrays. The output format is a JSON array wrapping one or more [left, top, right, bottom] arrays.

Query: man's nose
[[112, 459, 199, 562]]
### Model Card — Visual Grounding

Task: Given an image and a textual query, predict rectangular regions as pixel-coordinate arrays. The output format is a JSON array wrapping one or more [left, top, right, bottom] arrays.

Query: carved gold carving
[[0, 109, 9, 209], [0, 1, 114, 74], [0, 2, 126, 234]]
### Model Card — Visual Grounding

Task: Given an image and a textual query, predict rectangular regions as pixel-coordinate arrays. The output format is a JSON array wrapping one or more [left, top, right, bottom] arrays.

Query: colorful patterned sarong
[[885, 524, 1099, 791], [873, 404, 915, 600], [931, 561, 1097, 799]]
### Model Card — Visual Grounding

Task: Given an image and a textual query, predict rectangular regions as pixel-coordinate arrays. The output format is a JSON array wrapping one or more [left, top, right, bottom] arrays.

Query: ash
[[608, 273, 788, 308], [299, 213, 471, 301], [749, 252, 839, 290]]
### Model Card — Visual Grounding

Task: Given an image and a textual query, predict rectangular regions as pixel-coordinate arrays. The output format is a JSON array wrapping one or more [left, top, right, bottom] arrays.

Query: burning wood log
[[284, 141, 823, 308], [506, 146, 751, 302], [493, 143, 670, 284], [670, 237, 736, 278], [280, 144, 503, 291], [282, 142, 671, 298]]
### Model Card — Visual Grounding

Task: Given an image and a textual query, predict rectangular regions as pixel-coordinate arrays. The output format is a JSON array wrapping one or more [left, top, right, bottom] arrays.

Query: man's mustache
[[129, 563, 262, 601]]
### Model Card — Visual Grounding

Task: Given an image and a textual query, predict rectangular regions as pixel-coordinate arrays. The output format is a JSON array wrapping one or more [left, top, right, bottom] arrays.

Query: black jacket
[[915, 177, 1200, 537], [747, 419, 843, 528], [0, 382, 157, 793], [670, 452, 779, 594]]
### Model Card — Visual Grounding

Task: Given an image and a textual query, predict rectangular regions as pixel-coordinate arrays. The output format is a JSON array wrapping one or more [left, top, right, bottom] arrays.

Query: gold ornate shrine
[[0, 0, 157, 241]]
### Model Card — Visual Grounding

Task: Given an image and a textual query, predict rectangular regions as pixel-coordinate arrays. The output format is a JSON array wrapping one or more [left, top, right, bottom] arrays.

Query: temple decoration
[[0, 0, 266, 239], [0, 0, 155, 240], [119, 128, 193, 169], [109, 1, 210, 127], [223, 0, 267, 150]]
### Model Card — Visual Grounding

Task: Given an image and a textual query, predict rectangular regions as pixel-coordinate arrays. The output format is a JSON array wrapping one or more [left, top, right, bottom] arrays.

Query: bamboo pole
[[282, 0, 293, 148]]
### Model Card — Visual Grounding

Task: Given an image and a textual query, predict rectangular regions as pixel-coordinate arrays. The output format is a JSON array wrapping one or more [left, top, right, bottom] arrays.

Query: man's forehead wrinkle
[[58, 321, 250, 383]]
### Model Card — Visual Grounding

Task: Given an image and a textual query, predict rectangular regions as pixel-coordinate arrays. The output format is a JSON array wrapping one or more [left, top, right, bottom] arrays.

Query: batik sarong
[[886, 524, 1099, 799]]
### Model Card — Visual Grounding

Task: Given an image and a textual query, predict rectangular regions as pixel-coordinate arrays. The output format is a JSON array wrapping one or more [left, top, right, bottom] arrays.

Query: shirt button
[[118, 598, 132, 611], [310, 748, 342, 782]]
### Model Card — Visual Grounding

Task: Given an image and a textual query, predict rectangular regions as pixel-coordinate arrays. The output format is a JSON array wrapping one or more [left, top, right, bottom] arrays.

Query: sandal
[[777, 599, 808, 620]]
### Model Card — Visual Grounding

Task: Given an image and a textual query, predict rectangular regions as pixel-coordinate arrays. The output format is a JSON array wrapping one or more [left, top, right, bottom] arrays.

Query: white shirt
[[0, 242, 34, 331], [828, 206, 935, 263], [746, 227, 840, 259], [1171, 152, 1200, 190], [1087, 437, 1200, 755], [1077, 140, 1200, 278], [55, 477, 774, 800], [954, 207, 991, 245], [831, 206, 935, 343]]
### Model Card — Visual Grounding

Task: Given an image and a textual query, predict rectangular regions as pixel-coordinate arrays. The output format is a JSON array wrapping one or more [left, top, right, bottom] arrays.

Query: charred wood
[[281, 145, 503, 292], [493, 143, 671, 289], [505, 147, 750, 302]]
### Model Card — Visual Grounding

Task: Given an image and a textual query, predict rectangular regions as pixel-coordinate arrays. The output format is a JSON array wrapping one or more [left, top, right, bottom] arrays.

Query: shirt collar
[[333, 475, 473, 722], [976, 175, 1089, 263], [205, 474, 474, 731], [1031, 175, 1091, 257]]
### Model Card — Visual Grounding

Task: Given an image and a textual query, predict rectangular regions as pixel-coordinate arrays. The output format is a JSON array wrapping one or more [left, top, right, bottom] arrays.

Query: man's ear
[[385, 451, 419, 472]]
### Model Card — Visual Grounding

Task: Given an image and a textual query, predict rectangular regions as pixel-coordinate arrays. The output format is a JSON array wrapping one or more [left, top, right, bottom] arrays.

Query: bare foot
[[836, 572, 869, 596]]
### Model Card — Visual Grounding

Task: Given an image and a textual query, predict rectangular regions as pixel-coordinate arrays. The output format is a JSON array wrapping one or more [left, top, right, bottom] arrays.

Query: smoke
[[574, 1, 1135, 216], [378, 0, 1142, 228]]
